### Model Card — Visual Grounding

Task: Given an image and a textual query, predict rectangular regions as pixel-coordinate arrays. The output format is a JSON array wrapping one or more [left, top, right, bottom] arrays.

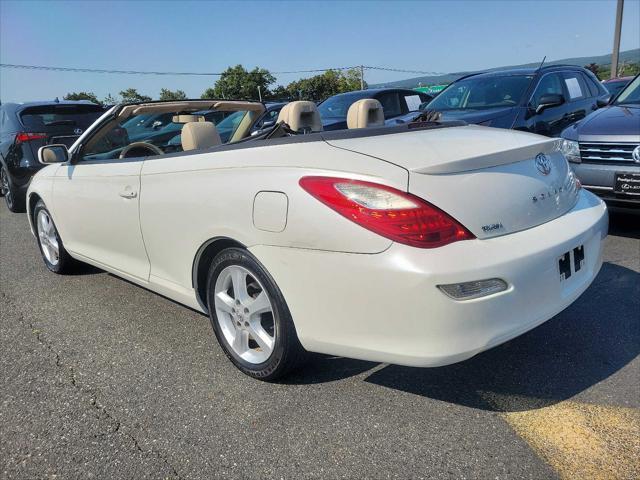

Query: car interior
[[79, 98, 389, 162]]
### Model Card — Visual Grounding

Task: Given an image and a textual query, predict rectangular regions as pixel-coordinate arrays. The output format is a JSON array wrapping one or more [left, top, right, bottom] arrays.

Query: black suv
[[0, 101, 105, 211], [426, 65, 611, 137]]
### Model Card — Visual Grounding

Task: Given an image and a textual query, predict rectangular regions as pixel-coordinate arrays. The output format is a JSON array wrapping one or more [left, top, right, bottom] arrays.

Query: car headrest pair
[[277, 99, 384, 133]]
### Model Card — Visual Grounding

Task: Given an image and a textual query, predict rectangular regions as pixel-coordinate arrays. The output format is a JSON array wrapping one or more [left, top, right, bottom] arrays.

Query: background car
[[425, 65, 611, 137], [561, 74, 640, 208], [250, 102, 287, 134], [602, 76, 634, 97], [318, 88, 432, 130], [0, 100, 106, 212]]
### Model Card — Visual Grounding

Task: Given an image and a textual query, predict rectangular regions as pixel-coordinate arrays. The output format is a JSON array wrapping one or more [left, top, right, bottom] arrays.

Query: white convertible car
[[27, 98, 608, 380]]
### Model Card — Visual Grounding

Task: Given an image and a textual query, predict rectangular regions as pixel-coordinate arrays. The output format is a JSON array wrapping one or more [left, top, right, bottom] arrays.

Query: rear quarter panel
[[139, 140, 408, 289]]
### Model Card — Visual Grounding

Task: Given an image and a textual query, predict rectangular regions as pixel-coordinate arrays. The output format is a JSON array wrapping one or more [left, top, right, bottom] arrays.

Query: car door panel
[[528, 72, 574, 136], [52, 158, 150, 280]]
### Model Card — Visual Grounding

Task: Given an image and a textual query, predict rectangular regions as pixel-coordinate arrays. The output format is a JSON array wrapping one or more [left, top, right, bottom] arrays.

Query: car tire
[[1, 166, 26, 213], [206, 247, 307, 381], [33, 200, 77, 274]]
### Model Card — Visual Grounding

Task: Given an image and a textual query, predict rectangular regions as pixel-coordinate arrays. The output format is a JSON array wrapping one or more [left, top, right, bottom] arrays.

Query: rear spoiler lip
[[412, 137, 560, 175]]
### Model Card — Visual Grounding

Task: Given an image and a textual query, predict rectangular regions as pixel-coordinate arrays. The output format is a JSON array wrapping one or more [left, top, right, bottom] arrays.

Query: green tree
[[159, 88, 187, 101], [283, 68, 365, 102], [119, 88, 152, 103], [201, 65, 275, 100], [584, 63, 600, 80], [339, 68, 365, 92], [102, 93, 119, 105], [200, 87, 216, 100], [63, 91, 100, 104], [265, 85, 292, 101]]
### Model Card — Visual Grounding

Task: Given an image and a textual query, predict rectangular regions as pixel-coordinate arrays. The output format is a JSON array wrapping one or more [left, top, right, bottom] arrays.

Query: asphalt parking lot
[[0, 202, 638, 480]]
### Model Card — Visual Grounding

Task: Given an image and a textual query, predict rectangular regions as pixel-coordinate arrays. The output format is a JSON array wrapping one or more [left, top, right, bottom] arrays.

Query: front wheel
[[206, 247, 307, 381], [34, 200, 77, 273]]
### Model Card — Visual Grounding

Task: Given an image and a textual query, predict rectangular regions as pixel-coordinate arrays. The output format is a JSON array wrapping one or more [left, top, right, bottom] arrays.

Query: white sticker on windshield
[[405, 95, 422, 111], [565, 77, 582, 99]]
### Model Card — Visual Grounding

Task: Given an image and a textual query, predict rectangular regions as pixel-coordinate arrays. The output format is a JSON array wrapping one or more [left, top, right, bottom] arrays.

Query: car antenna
[[525, 56, 546, 105]]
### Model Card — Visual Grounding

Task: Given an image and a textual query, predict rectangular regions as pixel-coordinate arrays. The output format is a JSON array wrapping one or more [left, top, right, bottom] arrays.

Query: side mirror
[[38, 144, 69, 165], [535, 93, 565, 114], [597, 95, 612, 108]]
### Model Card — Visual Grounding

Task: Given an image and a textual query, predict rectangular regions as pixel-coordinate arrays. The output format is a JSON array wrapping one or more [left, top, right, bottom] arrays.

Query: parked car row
[[2, 67, 638, 215]]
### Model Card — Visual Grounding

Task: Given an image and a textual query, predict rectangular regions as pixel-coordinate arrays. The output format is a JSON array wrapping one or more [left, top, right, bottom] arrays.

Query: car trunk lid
[[325, 125, 580, 239]]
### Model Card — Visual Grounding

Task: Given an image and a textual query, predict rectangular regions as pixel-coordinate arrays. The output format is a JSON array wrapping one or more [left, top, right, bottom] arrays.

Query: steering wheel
[[119, 142, 164, 159]]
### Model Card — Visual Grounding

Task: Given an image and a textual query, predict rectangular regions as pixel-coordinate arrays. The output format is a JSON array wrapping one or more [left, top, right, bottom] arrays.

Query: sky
[[1, 0, 639, 103]]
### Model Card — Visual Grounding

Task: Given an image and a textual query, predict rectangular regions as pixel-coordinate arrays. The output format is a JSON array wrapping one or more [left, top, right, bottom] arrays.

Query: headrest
[[347, 99, 384, 129], [277, 101, 323, 133], [181, 122, 221, 151], [172, 114, 205, 124]]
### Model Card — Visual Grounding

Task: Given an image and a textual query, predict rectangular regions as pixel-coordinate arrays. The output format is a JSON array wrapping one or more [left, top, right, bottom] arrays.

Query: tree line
[[64, 65, 365, 105], [584, 61, 640, 81]]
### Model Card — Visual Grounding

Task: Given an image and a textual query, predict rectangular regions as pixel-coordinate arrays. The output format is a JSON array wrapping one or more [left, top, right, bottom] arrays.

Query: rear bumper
[[572, 162, 640, 207], [250, 190, 608, 367]]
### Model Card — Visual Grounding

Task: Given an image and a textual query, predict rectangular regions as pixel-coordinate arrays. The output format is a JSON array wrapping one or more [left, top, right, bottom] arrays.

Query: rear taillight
[[15, 132, 47, 144], [299, 176, 474, 248]]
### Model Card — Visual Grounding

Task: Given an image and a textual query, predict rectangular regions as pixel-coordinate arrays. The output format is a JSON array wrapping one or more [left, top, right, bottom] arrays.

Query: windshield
[[318, 92, 369, 119], [81, 106, 253, 161], [613, 76, 640, 106], [428, 75, 534, 111], [121, 113, 175, 137], [215, 111, 248, 143]]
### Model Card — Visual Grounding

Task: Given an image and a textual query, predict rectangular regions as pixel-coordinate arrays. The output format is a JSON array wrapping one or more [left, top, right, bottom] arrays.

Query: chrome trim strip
[[580, 156, 634, 162], [579, 135, 640, 143], [580, 148, 634, 153]]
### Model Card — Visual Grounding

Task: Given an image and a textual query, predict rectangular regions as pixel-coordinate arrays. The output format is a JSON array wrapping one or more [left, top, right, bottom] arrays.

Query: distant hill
[[370, 48, 640, 88]]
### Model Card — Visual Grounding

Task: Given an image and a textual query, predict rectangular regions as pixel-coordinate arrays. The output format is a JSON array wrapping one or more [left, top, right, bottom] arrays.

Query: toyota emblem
[[633, 145, 640, 164], [535, 153, 552, 175]]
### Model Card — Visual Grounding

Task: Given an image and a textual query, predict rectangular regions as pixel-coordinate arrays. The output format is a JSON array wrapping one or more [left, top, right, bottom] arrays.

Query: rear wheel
[[1, 166, 25, 213], [206, 247, 306, 381], [34, 200, 76, 273]]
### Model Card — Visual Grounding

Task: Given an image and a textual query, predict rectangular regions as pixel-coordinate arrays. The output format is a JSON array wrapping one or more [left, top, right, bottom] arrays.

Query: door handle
[[119, 190, 137, 199]]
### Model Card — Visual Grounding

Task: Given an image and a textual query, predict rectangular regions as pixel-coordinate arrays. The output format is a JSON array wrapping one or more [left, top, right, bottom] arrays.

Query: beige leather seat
[[181, 122, 221, 151], [347, 99, 384, 129], [277, 101, 323, 133]]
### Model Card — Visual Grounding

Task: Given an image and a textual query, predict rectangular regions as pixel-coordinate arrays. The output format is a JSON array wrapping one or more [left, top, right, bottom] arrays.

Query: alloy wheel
[[37, 210, 60, 266], [213, 265, 275, 364]]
